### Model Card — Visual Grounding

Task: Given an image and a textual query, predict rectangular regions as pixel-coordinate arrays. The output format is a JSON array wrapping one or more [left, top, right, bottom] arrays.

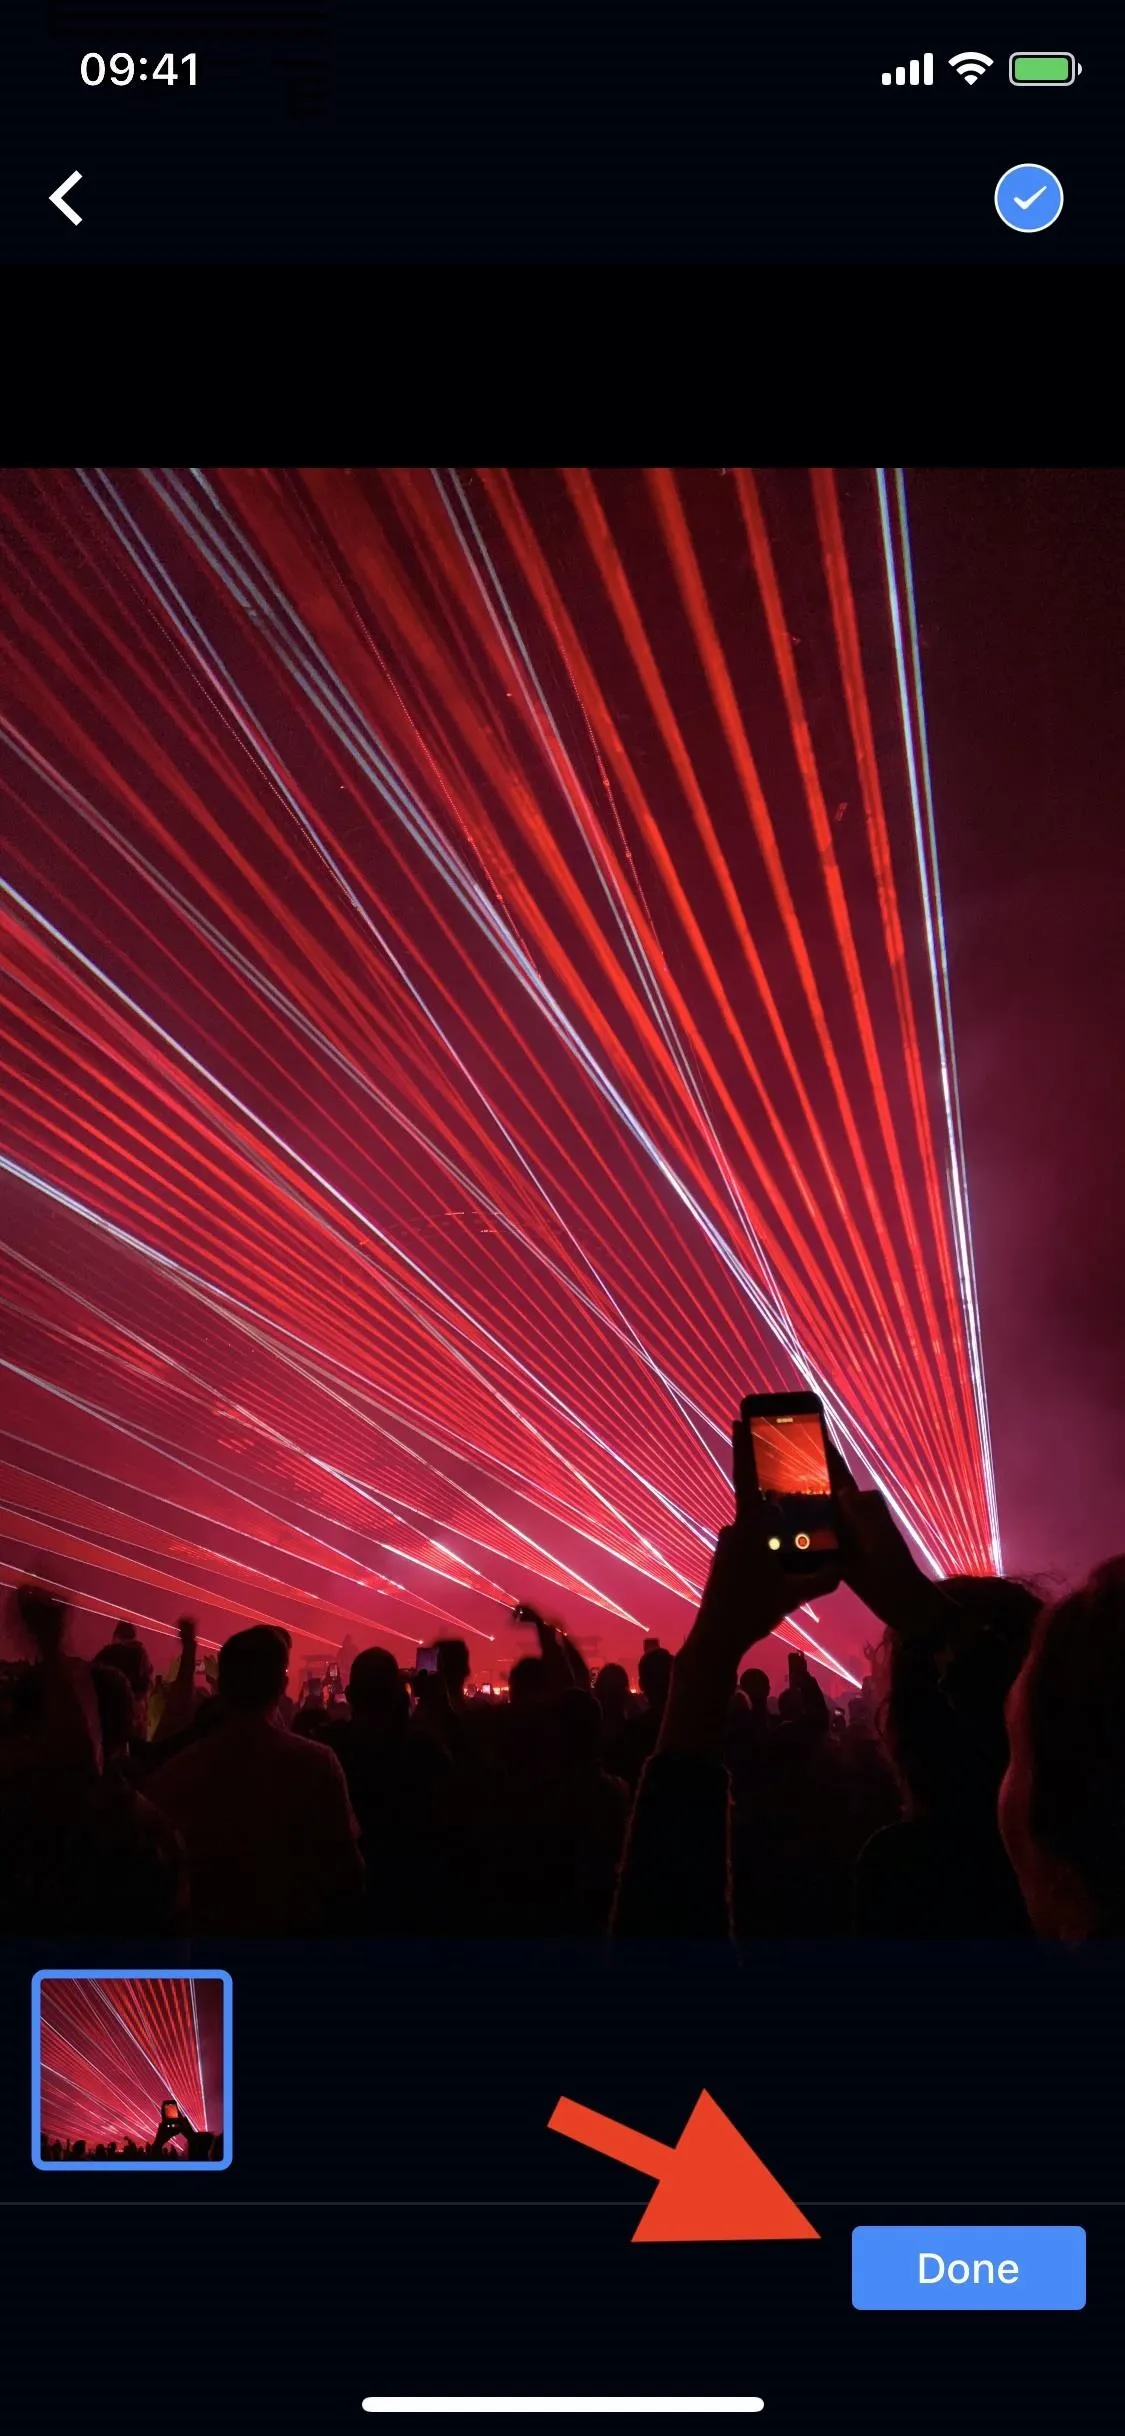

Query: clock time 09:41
[[81, 54, 197, 86]]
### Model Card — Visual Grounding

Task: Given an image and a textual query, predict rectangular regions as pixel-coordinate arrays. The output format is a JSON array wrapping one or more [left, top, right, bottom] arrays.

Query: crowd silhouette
[[2, 1423, 1122, 1942], [40, 2116, 224, 2164]]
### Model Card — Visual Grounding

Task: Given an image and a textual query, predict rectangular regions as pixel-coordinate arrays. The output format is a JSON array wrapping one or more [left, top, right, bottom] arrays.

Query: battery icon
[[1010, 52, 1081, 84]]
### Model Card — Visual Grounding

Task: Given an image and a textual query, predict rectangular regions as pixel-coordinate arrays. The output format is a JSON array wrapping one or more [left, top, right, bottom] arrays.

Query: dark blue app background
[[1, 1938, 1120, 2430], [0, 7, 1121, 261]]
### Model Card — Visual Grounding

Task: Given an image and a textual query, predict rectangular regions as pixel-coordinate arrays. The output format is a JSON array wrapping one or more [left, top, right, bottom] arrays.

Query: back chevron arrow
[[49, 172, 83, 226]]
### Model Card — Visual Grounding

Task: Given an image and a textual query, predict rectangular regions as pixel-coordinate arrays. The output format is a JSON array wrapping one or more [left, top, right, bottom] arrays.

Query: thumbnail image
[[33, 1970, 231, 2169]]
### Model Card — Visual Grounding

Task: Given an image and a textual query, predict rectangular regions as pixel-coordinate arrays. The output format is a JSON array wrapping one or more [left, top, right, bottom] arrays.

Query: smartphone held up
[[738, 1393, 840, 1573]]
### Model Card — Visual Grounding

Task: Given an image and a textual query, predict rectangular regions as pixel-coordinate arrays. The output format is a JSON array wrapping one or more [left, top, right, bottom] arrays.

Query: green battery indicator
[[1009, 52, 1081, 84]]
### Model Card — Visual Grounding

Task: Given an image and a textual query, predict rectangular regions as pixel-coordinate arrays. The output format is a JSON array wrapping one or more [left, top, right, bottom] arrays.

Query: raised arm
[[826, 1444, 948, 1636], [153, 1617, 202, 1742], [613, 1420, 840, 1936]]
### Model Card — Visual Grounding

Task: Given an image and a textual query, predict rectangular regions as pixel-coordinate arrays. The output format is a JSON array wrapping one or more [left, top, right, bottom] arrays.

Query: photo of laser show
[[2, 467, 1124, 1946], [34, 1972, 228, 2166]]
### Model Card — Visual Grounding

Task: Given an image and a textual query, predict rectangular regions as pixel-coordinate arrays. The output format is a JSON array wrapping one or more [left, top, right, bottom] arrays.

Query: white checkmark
[[1015, 185, 1048, 209]]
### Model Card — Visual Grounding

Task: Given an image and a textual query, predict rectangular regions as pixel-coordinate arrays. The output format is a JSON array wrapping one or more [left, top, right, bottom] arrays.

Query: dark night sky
[[908, 469, 1125, 1588]]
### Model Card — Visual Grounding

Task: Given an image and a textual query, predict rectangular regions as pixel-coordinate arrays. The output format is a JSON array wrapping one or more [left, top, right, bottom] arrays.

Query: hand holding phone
[[652, 1418, 840, 1770], [687, 1434, 840, 1672]]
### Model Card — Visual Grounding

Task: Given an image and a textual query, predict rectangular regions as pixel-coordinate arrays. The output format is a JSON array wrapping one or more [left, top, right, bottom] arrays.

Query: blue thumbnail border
[[31, 1968, 233, 2172]]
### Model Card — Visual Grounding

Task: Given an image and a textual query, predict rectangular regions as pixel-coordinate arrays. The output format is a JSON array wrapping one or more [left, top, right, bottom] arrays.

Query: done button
[[852, 2226, 1085, 2310]]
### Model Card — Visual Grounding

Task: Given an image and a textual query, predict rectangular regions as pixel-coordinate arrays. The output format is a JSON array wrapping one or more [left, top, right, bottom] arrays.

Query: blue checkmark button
[[995, 163, 1063, 232]]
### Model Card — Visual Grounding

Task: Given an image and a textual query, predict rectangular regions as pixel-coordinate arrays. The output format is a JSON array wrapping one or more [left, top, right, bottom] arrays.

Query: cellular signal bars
[[882, 55, 934, 85]]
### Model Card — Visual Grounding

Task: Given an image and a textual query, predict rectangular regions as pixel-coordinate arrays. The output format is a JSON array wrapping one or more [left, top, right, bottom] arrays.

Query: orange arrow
[[548, 2090, 819, 2243]]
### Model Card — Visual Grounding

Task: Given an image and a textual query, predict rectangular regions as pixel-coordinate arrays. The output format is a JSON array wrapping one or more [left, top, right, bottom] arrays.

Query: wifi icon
[[949, 50, 994, 84]]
